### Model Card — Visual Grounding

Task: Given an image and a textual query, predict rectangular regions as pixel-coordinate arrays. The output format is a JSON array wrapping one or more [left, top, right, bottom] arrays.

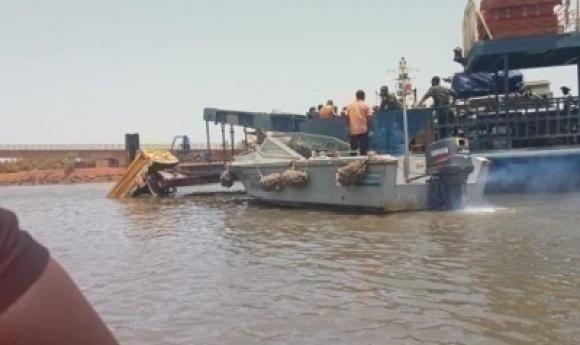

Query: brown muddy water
[[1, 183, 579, 344]]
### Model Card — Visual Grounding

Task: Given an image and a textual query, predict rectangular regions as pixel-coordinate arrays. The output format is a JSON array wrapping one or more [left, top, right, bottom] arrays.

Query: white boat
[[217, 57, 490, 212], [223, 132, 490, 212]]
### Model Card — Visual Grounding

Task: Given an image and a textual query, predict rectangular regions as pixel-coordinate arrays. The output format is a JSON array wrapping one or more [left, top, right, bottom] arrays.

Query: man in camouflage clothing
[[417, 76, 457, 139], [378, 86, 402, 111]]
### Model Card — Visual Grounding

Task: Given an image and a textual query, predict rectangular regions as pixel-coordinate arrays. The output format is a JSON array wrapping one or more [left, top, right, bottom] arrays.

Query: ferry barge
[[112, 0, 580, 197], [204, 0, 580, 194]]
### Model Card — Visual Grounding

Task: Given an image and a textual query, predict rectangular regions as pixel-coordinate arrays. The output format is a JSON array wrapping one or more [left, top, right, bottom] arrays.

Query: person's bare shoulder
[[0, 208, 17, 226], [0, 208, 19, 251]]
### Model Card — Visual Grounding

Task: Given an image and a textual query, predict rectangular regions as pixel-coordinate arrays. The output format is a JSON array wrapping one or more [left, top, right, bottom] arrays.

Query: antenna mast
[[387, 57, 419, 107], [388, 57, 417, 182]]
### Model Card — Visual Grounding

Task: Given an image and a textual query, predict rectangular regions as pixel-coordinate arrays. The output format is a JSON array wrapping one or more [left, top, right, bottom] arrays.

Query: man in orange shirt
[[319, 100, 337, 118], [346, 90, 371, 155]]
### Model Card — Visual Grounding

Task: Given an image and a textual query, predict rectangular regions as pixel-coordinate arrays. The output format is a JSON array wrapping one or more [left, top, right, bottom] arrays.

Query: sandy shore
[[0, 168, 125, 186]]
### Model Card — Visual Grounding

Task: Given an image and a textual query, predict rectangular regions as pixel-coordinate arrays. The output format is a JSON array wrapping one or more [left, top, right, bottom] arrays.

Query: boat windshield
[[273, 133, 351, 158]]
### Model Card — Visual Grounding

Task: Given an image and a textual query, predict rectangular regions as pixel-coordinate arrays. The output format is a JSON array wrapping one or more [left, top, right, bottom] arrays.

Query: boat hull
[[230, 156, 489, 212]]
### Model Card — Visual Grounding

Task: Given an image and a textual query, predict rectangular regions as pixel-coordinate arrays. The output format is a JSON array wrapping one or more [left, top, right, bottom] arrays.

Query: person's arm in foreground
[[0, 208, 119, 345], [417, 87, 432, 107]]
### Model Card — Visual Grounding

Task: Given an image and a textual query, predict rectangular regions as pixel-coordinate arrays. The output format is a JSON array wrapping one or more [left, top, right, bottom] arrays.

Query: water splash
[[458, 206, 509, 214]]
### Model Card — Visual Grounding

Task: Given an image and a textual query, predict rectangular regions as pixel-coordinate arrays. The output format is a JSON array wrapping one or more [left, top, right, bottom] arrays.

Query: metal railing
[[429, 96, 580, 151], [0, 143, 227, 150]]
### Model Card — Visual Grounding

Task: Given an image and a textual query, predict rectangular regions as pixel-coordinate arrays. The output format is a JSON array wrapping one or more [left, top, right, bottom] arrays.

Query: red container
[[492, 25, 559, 39], [486, 15, 558, 31], [483, 3, 555, 21], [485, 14, 559, 39], [481, 0, 559, 10]]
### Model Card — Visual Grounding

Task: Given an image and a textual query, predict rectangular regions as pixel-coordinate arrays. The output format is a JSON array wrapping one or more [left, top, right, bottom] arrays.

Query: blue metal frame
[[453, 33, 580, 192], [203, 108, 307, 132], [466, 33, 580, 73]]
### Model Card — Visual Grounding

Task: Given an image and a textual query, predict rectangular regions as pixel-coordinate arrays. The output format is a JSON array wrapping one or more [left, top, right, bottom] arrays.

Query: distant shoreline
[[0, 168, 124, 187]]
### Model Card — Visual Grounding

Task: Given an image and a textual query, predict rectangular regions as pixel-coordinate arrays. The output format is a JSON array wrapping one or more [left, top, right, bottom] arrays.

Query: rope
[[336, 155, 372, 187], [255, 164, 264, 178], [281, 159, 308, 189], [255, 158, 310, 191], [219, 162, 235, 188], [259, 172, 284, 191]]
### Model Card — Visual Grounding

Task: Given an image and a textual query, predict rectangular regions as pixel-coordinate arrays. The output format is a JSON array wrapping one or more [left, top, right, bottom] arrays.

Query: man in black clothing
[[378, 86, 402, 111], [417, 76, 457, 139]]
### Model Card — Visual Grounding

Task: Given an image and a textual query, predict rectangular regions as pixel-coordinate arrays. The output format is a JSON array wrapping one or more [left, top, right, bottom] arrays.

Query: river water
[[1, 183, 579, 344]]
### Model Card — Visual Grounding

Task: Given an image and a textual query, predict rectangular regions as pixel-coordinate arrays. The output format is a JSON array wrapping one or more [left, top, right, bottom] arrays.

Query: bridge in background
[[0, 143, 234, 166], [0, 143, 220, 150]]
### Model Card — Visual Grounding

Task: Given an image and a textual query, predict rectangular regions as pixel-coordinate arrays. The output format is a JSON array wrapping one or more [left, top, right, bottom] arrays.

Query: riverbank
[[0, 168, 124, 186]]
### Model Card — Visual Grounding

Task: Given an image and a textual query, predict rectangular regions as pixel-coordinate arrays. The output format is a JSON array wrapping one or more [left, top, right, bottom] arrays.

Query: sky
[[0, 0, 577, 144]]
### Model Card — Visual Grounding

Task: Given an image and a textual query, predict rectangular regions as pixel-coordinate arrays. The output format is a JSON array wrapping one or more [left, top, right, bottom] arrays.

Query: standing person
[[378, 86, 402, 111], [417, 76, 457, 139], [560, 86, 575, 138], [561, 86, 573, 114], [0, 208, 120, 344], [561, 86, 573, 101], [346, 90, 371, 155]]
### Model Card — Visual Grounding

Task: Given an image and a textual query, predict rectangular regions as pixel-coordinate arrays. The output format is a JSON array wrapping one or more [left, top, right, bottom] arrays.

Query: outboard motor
[[425, 137, 474, 210]]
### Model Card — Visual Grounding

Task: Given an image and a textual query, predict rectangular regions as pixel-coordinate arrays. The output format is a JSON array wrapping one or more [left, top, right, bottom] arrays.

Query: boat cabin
[[235, 133, 354, 163]]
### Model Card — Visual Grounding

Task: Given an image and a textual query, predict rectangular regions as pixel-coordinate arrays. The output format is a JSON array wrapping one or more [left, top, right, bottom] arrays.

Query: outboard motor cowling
[[425, 137, 474, 210]]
